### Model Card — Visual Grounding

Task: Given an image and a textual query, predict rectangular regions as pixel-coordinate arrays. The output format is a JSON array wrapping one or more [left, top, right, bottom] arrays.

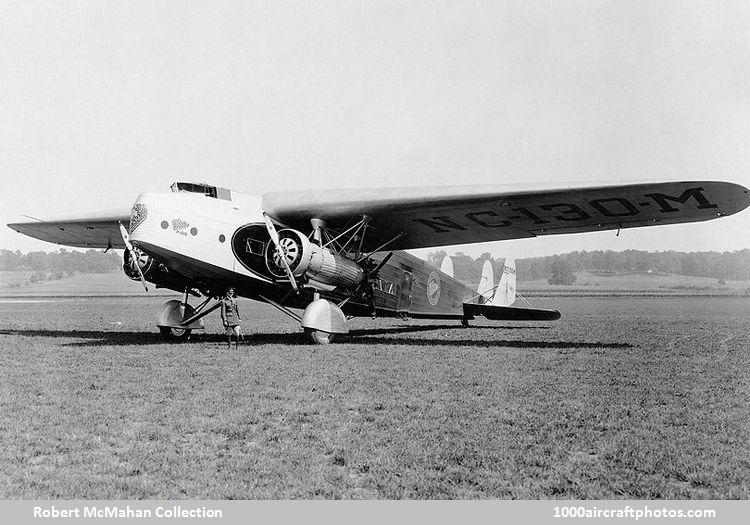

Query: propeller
[[118, 221, 148, 291], [262, 212, 299, 293]]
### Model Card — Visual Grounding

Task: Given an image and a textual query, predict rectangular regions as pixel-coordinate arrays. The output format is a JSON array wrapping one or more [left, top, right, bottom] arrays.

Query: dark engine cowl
[[123, 247, 190, 292], [123, 246, 158, 281], [265, 229, 365, 290]]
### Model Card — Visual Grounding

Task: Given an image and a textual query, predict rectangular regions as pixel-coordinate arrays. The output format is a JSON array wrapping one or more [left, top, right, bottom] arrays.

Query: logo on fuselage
[[172, 218, 190, 236], [427, 271, 441, 306], [130, 203, 148, 233]]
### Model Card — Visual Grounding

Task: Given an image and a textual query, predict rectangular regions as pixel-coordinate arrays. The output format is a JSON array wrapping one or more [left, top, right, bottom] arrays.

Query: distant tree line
[[4, 247, 748, 284], [427, 249, 750, 284], [0, 248, 122, 273]]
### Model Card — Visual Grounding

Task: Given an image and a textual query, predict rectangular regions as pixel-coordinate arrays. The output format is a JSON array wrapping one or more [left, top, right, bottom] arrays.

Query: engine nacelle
[[265, 229, 365, 289], [123, 246, 158, 281], [123, 247, 189, 292]]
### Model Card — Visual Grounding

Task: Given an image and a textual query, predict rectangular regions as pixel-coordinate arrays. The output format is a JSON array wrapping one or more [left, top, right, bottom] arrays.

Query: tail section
[[477, 260, 494, 304], [440, 256, 454, 278], [491, 258, 516, 306], [462, 256, 561, 322]]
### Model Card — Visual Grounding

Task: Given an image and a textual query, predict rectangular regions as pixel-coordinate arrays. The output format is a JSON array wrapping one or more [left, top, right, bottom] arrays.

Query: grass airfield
[[0, 295, 749, 499]]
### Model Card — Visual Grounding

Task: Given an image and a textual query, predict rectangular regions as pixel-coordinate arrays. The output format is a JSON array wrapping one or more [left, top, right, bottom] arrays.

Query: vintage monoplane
[[8, 180, 750, 343]]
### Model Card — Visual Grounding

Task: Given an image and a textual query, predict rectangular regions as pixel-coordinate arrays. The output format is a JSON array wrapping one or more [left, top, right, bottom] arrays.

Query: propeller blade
[[262, 212, 281, 247], [118, 221, 134, 251], [262, 213, 298, 292], [118, 222, 148, 291], [371, 252, 394, 277]]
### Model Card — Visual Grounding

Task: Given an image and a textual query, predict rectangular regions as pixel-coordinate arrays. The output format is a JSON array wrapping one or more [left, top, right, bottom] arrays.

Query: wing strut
[[357, 232, 404, 263], [258, 294, 303, 323]]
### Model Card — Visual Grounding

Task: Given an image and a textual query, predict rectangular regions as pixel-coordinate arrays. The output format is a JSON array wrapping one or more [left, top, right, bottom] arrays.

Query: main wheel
[[159, 326, 192, 342], [305, 328, 336, 345]]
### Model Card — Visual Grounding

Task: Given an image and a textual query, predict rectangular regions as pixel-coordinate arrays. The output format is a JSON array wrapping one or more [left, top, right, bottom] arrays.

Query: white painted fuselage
[[129, 189, 271, 286]]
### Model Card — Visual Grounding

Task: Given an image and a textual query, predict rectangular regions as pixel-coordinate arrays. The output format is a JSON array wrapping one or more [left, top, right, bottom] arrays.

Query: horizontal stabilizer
[[463, 302, 561, 321]]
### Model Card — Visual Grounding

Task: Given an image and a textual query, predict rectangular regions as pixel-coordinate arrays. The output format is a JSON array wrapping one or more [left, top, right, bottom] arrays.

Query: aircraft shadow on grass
[[0, 325, 632, 349]]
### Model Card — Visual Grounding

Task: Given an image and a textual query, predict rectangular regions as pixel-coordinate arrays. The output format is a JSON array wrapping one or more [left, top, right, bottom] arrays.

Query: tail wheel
[[159, 326, 192, 342], [305, 328, 336, 345]]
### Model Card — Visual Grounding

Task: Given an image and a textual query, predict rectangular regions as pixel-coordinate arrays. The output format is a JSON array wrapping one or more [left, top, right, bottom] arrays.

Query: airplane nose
[[129, 193, 159, 245], [129, 200, 149, 234]]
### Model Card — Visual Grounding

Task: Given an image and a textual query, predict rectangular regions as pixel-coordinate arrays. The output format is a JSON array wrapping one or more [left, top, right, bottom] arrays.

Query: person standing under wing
[[220, 287, 242, 349]]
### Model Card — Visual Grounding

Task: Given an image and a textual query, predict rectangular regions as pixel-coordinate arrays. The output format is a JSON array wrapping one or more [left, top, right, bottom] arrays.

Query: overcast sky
[[2, 0, 749, 259]]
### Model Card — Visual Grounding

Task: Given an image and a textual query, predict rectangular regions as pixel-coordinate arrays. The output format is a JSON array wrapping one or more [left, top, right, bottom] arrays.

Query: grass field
[[0, 271, 172, 297], [4, 270, 749, 298], [0, 295, 749, 499], [519, 272, 750, 296]]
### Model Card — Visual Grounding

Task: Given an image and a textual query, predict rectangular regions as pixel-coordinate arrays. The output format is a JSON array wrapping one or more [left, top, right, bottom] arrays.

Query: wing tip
[[717, 181, 750, 215]]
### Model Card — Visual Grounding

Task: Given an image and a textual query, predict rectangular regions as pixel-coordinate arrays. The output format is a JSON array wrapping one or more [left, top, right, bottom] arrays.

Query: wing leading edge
[[8, 181, 749, 252], [263, 181, 750, 251], [7, 209, 132, 249]]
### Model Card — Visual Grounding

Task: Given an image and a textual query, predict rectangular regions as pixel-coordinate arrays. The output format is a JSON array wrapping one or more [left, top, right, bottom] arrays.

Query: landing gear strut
[[156, 288, 219, 342], [258, 294, 349, 345]]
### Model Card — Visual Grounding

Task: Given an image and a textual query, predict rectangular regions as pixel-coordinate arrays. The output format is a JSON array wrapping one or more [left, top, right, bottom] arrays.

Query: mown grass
[[0, 271, 171, 296], [0, 296, 749, 499], [520, 272, 750, 296]]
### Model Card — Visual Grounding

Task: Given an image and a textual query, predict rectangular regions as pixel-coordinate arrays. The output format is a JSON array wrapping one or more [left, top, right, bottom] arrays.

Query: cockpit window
[[171, 182, 231, 201]]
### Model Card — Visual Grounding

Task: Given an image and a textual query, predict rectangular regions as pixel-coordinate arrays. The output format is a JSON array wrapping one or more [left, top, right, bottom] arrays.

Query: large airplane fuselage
[[128, 186, 472, 318]]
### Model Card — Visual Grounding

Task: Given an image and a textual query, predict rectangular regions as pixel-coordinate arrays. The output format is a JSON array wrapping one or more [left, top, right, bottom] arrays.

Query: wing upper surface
[[263, 181, 750, 251], [8, 181, 750, 252], [7, 209, 132, 249]]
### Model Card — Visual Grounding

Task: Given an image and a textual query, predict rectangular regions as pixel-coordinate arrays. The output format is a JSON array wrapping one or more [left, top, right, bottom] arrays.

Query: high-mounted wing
[[7, 209, 132, 249], [263, 181, 750, 251]]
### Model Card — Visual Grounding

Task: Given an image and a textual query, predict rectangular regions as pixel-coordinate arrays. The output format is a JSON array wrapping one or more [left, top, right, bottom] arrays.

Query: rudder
[[477, 259, 494, 304], [491, 258, 516, 306], [440, 255, 454, 278]]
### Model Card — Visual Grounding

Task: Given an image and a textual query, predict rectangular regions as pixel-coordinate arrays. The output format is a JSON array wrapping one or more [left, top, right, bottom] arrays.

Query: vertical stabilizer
[[477, 260, 494, 304], [440, 256, 454, 277], [491, 258, 516, 306]]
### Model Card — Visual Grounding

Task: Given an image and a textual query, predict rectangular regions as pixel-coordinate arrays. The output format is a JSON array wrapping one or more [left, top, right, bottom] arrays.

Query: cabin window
[[245, 238, 265, 256], [373, 278, 398, 296]]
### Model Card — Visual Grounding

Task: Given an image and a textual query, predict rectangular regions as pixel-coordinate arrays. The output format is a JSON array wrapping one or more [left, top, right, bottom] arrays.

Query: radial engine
[[264, 229, 365, 290], [123, 246, 186, 291]]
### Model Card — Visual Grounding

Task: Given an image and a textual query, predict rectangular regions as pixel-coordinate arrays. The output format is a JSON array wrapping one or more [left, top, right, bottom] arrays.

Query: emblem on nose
[[130, 203, 148, 233]]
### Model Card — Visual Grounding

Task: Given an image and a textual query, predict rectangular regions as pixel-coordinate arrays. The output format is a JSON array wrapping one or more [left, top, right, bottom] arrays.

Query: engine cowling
[[123, 246, 158, 281], [123, 247, 190, 292], [265, 229, 365, 289]]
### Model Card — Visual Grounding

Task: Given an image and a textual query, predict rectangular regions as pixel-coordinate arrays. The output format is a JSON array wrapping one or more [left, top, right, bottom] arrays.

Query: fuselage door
[[398, 269, 413, 312]]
